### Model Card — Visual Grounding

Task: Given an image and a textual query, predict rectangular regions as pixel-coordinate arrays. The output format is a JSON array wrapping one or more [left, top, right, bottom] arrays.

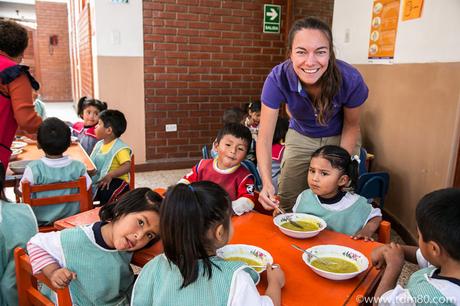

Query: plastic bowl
[[273, 213, 327, 239], [10, 149, 23, 161], [302, 244, 369, 280], [11, 141, 27, 149], [217, 244, 273, 273]]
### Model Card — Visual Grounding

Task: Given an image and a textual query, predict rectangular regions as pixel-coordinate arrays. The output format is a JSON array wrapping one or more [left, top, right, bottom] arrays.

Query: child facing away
[[19, 117, 91, 226], [292, 145, 382, 240], [270, 117, 289, 193], [27, 188, 162, 305], [371, 188, 460, 305], [72, 96, 108, 155], [90, 109, 131, 205], [131, 182, 285, 306], [179, 123, 256, 216], [244, 101, 261, 142], [0, 163, 38, 305]]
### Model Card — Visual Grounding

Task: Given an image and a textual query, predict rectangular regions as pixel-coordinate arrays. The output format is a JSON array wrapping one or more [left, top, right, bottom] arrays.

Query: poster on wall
[[402, 0, 424, 21], [368, 0, 400, 62]]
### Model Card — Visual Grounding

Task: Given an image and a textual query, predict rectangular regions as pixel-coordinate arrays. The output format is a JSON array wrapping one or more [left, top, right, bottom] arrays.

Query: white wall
[[332, 0, 460, 64], [91, 0, 143, 57]]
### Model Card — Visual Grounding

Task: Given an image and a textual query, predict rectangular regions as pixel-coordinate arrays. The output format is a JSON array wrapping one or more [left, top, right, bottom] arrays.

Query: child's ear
[[106, 126, 113, 136], [428, 240, 442, 257], [214, 224, 226, 243], [212, 140, 218, 150], [338, 174, 349, 187]]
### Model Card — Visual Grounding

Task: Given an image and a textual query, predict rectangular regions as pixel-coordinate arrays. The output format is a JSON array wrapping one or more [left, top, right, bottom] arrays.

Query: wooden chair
[[14, 247, 72, 306], [22, 176, 92, 232], [129, 154, 136, 190]]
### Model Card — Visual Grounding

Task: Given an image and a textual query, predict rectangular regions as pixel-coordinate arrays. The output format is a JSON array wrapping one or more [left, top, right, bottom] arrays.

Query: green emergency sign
[[263, 4, 281, 33]]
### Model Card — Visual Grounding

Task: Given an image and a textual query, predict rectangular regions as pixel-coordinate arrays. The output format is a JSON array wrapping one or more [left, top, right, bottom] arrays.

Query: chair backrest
[[22, 176, 92, 232], [129, 154, 136, 190], [201, 145, 210, 159], [357, 172, 390, 209], [14, 247, 72, 306], [359, 147, 368, 175], [241, 160, 262, 191]]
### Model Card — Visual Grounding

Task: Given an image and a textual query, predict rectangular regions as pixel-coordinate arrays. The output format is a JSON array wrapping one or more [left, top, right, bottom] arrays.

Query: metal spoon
[[291, 244, 337, 266], [275, 206, 304, 229], [248, 264, 280, 269]]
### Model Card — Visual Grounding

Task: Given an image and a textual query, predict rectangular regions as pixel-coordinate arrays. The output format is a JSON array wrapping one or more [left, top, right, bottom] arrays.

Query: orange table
[[55, 210, 382, 305]]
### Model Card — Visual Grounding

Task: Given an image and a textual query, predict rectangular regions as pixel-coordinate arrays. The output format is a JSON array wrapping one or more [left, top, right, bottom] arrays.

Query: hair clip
[[351, 155, 361, 164]]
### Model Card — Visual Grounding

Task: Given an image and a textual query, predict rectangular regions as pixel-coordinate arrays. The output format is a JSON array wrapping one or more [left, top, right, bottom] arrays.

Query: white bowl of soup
[[273, 213, 327, 239], [216, 244, 273, 273], [302, 245, 369, 280]]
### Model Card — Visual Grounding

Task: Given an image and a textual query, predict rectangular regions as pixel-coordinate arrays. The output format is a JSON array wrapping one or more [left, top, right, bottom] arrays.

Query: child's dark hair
[[161, 182, 232, 288], [247, 100, 261, 113], [77, 96, 108, 119], [99, 188, 163, 246], [37, 117, 71, 155], [99, 109, 127, 138], [0, 162, 7, 201], [0, 20, 28, 58], [215, 123, 252, 153], [311, 145, 359, 191], [416, 188, 460, 261], [223, 107, 245, 124], [273, 117, 289, 144]]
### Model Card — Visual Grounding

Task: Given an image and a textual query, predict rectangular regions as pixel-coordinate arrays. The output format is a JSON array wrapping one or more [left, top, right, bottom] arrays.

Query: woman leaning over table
[[257, 17, 368, 212], [0, 20, 42, 168]]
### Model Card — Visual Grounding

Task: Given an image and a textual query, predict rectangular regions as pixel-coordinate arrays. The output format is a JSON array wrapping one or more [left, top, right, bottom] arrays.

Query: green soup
[[311, 257, 359, 273], [280, 220, 319, 232], [225, 256, 263, 272]]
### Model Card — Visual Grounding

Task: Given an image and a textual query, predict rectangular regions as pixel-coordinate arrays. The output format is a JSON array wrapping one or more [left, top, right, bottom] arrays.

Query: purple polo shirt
[[261, 59, 368, 138]]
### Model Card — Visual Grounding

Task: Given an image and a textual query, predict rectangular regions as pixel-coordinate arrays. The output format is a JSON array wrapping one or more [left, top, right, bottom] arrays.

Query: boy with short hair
[[19, 117, 91, 226], [371, 188, 460, 305], [180, 123, 255, 215], [91, 109, 131, 205]]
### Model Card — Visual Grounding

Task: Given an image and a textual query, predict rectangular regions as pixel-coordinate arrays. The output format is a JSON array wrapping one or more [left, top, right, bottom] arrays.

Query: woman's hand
[[258, 183, 278, 210]]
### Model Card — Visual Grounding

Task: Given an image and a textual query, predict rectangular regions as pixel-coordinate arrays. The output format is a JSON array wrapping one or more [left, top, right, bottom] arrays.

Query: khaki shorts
[[278, 129, 360, 211]]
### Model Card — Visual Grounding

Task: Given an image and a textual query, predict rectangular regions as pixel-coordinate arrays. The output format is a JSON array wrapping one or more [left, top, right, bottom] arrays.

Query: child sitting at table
[[131, 182, 285, 306], [90, 109, 131, 205], [371, 188, 460, 305], [179, 123, 255, 215], [270, 117, 289, 193], [244, 101, 261, 142], [19, 117, 91, 226], [292, 145, 382, 240], [0, 162, 38, 305], [27, 188, 162, 305], [72, 96, 108, 155]]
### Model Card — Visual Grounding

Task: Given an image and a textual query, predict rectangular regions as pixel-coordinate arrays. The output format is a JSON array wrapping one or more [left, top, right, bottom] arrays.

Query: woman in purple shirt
[[257, 17, 368, 212]]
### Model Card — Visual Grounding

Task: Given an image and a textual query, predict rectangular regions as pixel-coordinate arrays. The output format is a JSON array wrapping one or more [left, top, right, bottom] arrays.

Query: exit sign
[[263, 4, 281, 33]]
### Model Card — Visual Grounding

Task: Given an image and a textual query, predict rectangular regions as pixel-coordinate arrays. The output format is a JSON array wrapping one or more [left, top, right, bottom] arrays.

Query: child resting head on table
[[90, 109, 131, 205], [27, 188, 162, 305], [131, 182, 285, 306], [0, 162, 38, 305], [371, 188, 460, 305], [180, 123, 256, 216], [72, 96, 108, 155], [292, 145, 382, 240], [19, 117, 92, 226]]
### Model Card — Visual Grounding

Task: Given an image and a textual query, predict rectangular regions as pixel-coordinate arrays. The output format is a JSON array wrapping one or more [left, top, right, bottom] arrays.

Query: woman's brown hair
[[287, 17, 342, 125]]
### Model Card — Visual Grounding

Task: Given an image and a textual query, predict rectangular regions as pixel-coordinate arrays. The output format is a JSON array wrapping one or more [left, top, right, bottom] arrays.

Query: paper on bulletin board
[[402, 0, 423, 21], [368, 0, 400, 63]]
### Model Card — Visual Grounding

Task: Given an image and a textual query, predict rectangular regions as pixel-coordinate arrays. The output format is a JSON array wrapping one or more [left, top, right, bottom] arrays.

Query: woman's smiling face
[[290, 29, 330, 89]]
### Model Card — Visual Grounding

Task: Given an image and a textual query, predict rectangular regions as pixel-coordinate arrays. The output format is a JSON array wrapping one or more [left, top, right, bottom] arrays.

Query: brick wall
[[35, 1, 72, 101], [143, 0, 334, 164], [78, 3, 93, 98]]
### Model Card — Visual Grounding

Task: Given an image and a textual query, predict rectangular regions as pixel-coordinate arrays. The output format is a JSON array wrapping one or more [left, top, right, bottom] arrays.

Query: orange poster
[[402, 0, 424, 21], [368, 0, 400, 60]]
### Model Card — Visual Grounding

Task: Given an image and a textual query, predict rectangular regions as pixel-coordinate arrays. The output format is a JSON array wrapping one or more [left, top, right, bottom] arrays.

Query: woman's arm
[[256, 104, 279, 210], [340, 105, 362, 155], [9, 74, 42, 133]]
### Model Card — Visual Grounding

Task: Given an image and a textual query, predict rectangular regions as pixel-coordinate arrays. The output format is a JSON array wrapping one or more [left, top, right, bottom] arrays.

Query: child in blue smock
[[131, 182, 285, 306], [91, 109, 131, 205], [371, 188, 460, 305], [27, 188, 162, 305], [19, 117, 91, 226], [0, 162, 38, 305], [72, 96, 108, 155], [293, 145, 382, 240]]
